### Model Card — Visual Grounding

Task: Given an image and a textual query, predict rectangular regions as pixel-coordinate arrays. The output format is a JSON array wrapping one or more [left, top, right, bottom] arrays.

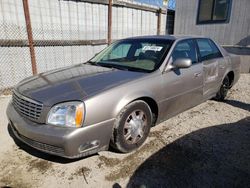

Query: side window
[[102, 44, 131, 60], [196, 39, 222, 61], [171, 40, 198, 64]]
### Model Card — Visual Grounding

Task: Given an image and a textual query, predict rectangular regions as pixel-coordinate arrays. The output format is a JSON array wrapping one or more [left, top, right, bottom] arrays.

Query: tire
[[215, 75, 230, 101], [110, 100, 152, 153]]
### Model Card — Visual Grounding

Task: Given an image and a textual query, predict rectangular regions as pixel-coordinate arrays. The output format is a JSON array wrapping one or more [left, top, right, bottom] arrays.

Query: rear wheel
[[110, 100, 152, 153], [215, 75, 230, 101]]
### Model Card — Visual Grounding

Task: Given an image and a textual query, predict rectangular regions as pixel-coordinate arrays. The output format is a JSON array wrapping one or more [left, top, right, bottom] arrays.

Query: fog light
[[78, 140, 100, 153]]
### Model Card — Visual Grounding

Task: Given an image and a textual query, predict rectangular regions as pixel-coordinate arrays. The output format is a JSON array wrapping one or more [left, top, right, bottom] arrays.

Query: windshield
[[89, 39, 174, 73]]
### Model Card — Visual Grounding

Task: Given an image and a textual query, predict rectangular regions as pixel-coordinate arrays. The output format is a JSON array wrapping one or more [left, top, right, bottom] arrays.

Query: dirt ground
[[0, 74, 249, 188]]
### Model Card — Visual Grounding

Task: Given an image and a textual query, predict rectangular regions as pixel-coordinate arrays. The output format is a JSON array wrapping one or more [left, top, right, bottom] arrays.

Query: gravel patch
[[0, 74, 249, 188]]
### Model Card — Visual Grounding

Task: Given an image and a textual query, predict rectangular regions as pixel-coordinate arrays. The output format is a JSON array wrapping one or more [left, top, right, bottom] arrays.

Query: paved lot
[[0, 74, 249, 188]]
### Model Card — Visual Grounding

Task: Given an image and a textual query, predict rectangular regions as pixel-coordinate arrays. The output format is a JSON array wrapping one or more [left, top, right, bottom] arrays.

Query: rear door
[[196, 38, 224, 99]]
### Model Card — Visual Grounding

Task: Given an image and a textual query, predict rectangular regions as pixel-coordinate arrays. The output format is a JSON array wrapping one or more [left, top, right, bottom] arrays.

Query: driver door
[[160, 39, 203, 119]]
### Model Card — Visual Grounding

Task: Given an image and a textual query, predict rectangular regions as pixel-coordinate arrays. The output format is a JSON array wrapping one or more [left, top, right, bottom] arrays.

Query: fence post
[[108, 0, 112, 45], [157, 8, 162, 35], [23, 0, 37, 75]]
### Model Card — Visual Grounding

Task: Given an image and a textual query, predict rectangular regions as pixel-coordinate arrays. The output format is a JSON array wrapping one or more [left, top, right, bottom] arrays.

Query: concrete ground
[[0, 74, 249, 188]]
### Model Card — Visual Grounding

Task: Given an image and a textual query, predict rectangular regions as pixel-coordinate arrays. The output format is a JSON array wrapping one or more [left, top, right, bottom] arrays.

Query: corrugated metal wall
[[174, 0, 250, 46], [0, 0, 166, 93]]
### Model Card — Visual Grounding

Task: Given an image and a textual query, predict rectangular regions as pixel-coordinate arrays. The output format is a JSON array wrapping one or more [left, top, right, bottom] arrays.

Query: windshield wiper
[[98, 63, 129, 71], [99, 62, 150, 73], [85, 61, 99, 66], [125, 67, 150, 73], [87, 61, 149, 73]]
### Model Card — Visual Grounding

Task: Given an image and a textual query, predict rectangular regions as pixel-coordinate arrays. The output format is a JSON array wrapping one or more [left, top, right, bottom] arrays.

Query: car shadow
[[225, 99, 250, 112], [127, 117, 250, 188], [7, 124, 98, 164]]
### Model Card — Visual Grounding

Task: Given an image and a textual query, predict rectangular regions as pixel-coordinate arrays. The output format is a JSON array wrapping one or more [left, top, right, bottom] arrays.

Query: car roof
[[125, 35, 208, 41]]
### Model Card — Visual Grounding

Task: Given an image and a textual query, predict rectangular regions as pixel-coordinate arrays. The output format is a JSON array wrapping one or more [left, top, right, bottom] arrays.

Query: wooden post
[[108, 0, 112, 45], [157, 8, 162, 35], [23, 0, 37, 75]]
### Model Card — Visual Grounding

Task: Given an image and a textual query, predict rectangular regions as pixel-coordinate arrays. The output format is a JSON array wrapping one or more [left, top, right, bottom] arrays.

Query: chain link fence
[[0, 0, 32, 95], [0, 0, 166, 95]]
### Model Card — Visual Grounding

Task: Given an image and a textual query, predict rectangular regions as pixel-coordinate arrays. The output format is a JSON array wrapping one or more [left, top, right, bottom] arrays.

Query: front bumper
[[7, 102, 114, 158]]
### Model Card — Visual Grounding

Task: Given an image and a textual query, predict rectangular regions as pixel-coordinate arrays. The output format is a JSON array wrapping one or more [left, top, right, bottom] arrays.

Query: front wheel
[[110, 100, 152, 153], [215, 75, 230, 101]]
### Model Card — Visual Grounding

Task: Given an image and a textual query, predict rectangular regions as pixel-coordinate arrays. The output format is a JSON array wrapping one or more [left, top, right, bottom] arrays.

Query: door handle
[[219, 65, 225, 69], [194, 72, 201, 77]]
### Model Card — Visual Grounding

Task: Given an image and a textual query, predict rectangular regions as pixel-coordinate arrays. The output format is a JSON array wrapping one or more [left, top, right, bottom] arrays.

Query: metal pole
[[23, 0, 37, 75], [108, 0, 112, 45], [157, 8, 162, 35]]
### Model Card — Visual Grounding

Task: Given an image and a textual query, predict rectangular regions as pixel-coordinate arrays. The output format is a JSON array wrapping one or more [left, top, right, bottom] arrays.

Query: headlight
[[47, 102, 84, 128]]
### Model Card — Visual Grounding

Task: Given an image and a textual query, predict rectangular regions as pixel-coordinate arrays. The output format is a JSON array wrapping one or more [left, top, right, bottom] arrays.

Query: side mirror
[[172, 58, 192, 69]]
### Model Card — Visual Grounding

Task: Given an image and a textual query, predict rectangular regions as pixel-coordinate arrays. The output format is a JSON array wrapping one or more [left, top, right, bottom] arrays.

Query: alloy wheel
[[123, 110, 147, 144]]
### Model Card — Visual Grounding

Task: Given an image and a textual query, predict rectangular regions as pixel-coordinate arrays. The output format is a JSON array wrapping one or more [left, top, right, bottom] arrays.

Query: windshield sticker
[[142, 46, 163, 52]]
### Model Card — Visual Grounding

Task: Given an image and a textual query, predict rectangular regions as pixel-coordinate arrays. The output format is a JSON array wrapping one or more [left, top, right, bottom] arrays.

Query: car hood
[[15, 64, 145, 106]]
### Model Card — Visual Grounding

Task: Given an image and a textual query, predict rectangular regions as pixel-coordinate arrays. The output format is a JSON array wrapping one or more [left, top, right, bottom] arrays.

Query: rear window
[[196, 39, 222, 61]]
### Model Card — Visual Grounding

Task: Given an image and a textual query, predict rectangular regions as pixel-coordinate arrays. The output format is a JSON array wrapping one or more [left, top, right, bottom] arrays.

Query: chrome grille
[[12, 91, 43, 120]]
